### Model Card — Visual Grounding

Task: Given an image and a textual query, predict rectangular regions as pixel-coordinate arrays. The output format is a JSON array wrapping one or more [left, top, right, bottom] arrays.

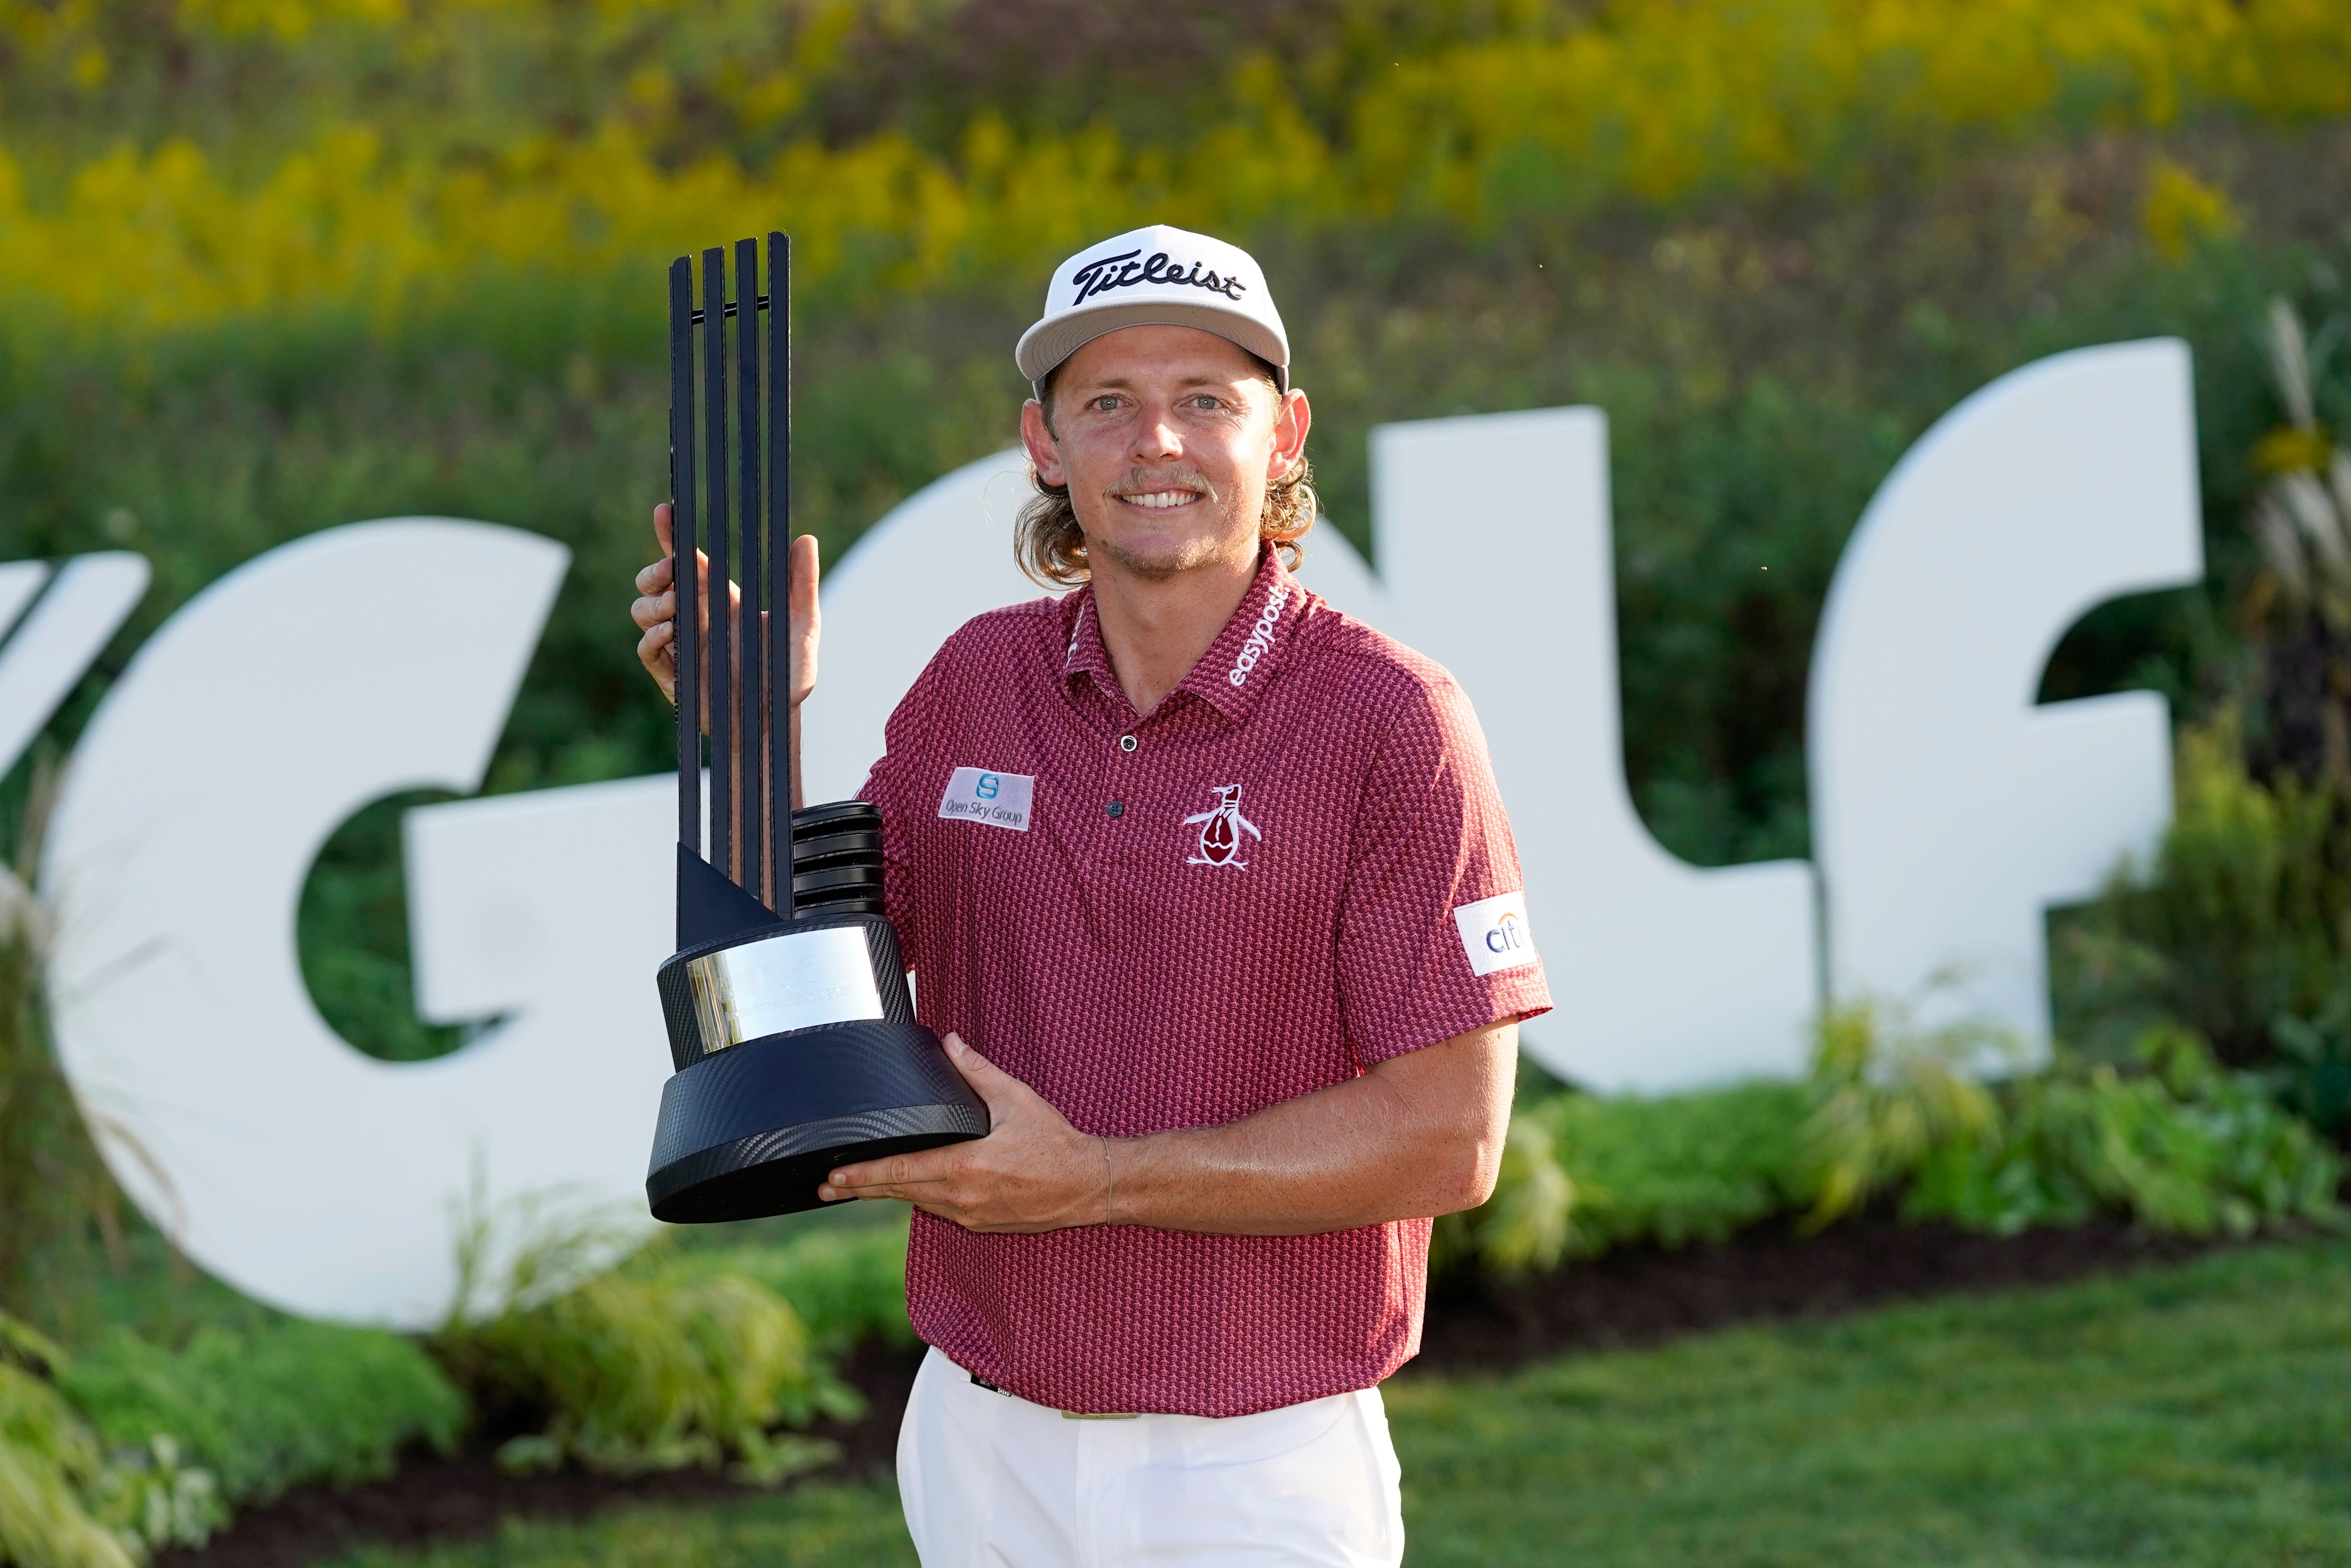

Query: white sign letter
[[44, 520, 670, 1328], [1808, 339, 2204, 1046], [1372, 409, 1819, 1090]]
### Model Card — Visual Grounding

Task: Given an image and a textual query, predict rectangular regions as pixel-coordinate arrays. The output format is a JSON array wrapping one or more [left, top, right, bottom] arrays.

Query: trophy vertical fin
[[766, 232, 792, 913], [701, 247, 734, 887], [733, 236, 767, 909], [668, 257, 702, 933]]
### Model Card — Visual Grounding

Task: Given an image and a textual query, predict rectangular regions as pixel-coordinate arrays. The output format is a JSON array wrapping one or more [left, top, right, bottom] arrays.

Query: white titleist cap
[[1015, 224, 1289, 393]]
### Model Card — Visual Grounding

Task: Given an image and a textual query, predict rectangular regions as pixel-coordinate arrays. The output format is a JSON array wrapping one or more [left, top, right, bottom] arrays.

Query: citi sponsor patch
[[1453, 891, 1537, 977], [937, 767, 1035, 832]]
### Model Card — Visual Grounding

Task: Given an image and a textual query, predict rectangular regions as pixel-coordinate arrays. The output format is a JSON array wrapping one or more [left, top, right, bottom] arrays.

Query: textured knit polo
[[858, 546, 1552, 1418]]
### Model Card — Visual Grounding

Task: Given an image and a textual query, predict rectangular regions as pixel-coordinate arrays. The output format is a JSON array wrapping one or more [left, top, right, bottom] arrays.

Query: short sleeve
[[856, 648, 949, 956], [1334, 675, 1552, 1065]]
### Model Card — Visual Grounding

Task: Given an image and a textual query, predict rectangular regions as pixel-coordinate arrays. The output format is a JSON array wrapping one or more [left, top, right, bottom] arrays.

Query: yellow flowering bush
[[0, 0, 2341, 334]]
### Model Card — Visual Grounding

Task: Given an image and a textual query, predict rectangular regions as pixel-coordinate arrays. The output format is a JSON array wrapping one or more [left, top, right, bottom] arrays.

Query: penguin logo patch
[[1183, 784, 1262, 870]]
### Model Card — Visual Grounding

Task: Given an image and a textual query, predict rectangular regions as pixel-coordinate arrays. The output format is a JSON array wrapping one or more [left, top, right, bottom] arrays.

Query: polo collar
[[1057, 549, 1307, 726]]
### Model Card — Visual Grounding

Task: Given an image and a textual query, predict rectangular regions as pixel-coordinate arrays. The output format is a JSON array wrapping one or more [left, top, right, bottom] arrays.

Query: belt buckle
[[968, 1368, 1136, 1418]]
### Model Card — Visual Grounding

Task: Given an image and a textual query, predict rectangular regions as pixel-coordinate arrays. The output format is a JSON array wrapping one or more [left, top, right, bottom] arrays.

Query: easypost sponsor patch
[[1453, 891, 1538, 977], [937, 767, 1035, 832]]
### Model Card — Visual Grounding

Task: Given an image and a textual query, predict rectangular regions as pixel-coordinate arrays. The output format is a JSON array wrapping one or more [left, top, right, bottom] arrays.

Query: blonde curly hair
[[1014, 359, 1315, 589]]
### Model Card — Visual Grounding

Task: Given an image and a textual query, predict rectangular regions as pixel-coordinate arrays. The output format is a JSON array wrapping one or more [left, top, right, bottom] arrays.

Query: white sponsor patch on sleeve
[[937, 767, 1035, 833], [1453, 890, 1538, 977]]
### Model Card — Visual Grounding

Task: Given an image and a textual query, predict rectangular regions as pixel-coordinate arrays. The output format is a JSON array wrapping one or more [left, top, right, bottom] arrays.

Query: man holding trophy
[[631, 225, 1551, 1567]]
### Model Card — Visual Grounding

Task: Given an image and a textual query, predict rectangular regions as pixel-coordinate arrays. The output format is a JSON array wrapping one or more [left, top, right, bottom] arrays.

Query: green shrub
[[668, 1221, 916, 1357], [1797, 995, 2008, 1228], [1906, 1026, 2345, 1237], [1546, 1082, 1811, 1257], [0, 1313, 132, 1568], [432, 1238, 852, 1484], [1438, 1075, 1810, 1274], [1447, 1011, 2338, 1282], [2054, 718, 2351, 1129], [82, 1437, 222, 1558], [0, 1310, 226, 1568], [59, 1320, 464, 1507]]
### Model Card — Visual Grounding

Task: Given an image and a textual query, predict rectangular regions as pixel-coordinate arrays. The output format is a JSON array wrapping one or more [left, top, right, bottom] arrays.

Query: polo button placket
[[1066, 701, 1118, 882]]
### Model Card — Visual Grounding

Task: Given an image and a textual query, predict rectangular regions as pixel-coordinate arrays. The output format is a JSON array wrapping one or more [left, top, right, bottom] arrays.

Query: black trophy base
[[646, 1019, 990, 1222], [648, 807, 987, 1224], [650, 1119, 982, 1223]]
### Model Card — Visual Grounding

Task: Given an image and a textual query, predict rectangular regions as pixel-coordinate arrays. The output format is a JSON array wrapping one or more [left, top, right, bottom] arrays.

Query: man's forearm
[[1104, 1024, 1517, 1235], [818, 1022, 1518, 1236]]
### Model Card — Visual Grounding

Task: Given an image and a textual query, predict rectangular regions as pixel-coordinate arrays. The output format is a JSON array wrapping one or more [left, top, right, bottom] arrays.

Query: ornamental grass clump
[[664, 1221, 915, 1359], [0, 767, 117, 1319], [430, 1211, 850, 1485], [1796, 994, 2008, 1230]]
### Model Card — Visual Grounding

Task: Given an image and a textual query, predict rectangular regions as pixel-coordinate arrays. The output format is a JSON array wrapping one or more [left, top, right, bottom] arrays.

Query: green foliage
[[84, 1437, 224, 1556], [2055, 717, 2351, 1128], [0, 1313, 133, 1568], [0, 893, 72, 1311], [666, 1221, 916, 1357], [1546, 1082, 1811, 1257], [1906, 1026, 2345, 1237], [0, 768, 118, 1318], [1439, 1074, 1810, 1274], [432, 1232, 851, 1485], [1455, 1008, 2336, 1278], [59, 1319, 464, 1507], [1797, 994, 2008, 1229]]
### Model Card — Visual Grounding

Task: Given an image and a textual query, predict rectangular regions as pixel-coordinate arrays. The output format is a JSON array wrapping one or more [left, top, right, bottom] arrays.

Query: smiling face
[[1020, 324, 1309, 584]]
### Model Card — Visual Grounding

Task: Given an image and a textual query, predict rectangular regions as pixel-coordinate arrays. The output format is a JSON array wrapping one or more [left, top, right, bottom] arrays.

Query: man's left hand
[[817, 1033, 1109, 1232]]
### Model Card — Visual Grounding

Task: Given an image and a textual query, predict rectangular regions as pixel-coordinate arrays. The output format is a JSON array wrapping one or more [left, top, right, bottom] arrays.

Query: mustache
[[1103, 467, 1221, 504]]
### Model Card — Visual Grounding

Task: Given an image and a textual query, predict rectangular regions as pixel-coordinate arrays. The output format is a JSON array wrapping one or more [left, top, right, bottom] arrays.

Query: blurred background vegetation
[[9, 1, 2351, 1562], [2, 0, 2347, 853]]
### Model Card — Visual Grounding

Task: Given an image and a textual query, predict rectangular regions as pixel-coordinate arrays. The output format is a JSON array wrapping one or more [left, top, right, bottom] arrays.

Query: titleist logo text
[[1070, 250, 1248, 306]]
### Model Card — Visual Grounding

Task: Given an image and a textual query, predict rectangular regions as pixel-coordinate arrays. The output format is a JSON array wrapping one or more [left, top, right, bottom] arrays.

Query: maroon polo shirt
[[859, 546, 1551, 1417]]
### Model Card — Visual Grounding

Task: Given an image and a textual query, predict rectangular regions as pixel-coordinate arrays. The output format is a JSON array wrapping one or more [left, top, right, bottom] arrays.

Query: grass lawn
[[320, 1239, 2351, 1568]]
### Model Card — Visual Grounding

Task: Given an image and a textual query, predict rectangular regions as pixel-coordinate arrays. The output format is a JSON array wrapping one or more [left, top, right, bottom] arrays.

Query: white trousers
[[896, 1348, 1405, 1568]]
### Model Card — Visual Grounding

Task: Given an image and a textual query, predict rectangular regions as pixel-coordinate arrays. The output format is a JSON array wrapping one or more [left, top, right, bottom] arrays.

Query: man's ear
[[1269, 387, 1312, 479], [1021, 399, 1067, 487]]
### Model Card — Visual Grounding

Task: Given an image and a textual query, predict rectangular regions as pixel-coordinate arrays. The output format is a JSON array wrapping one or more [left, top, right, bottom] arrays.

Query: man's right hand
[[631, 501, 822, 713]]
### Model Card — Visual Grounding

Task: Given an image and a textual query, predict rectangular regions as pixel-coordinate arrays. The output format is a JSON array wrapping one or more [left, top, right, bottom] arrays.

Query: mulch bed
[[162, 1213, 2236, 1568], [1409, 1208, 2225, 1374]]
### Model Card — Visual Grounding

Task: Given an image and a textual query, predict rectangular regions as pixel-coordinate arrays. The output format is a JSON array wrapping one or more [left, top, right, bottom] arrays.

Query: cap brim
[[1015, 298, 1289, 385]]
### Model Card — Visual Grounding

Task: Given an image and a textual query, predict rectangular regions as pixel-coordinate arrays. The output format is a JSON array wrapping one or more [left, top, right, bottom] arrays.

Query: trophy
[[645, 234, 988, 1223]]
